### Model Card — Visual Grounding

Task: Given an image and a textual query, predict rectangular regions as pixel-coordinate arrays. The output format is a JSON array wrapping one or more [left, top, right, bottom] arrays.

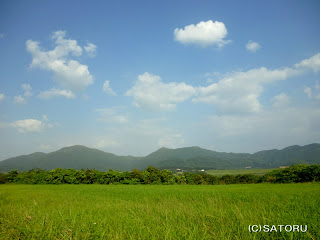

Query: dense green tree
[[0, 173, 7, 184], [2, 164, 319, 185]]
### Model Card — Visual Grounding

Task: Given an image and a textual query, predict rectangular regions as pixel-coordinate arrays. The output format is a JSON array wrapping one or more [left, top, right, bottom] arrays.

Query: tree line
[[0, 164, 319, 185]]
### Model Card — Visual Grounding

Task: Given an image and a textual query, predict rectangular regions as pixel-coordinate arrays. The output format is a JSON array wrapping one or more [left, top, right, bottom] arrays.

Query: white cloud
[[0, 93, 5, 102], [102, 80, 116, 96], [38, 88, 75, 99], [21, 83, 32, 97], [125, 53, 320, 113], [193, 67, 296, 113], [174, 20, 230, 47], [295, 53, 320, 72], [10, 119, 45, 133], [126, 72, 196, 111], [26, 31, 94, 91], [84, 43, 97, 57], [13, 95, 27, 104], [95, 108, 128, 124], [0, 33, 4, 39], [193, 53, 320, 114], [9, 116, 54, 134], [272, 93, 290, 108], [316, 80, 320, 90], [246, 40, 261, 52]]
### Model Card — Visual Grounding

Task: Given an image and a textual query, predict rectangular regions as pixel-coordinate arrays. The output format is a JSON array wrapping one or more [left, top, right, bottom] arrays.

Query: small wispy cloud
[[13, 95, 27, 104], [38, 88, 75, 99], [246, 40, 261, 52], [84, 43, 97, 58], [95, 107, 128, 124], [13, 83, 33, 104], [102, 80, 116, 96]]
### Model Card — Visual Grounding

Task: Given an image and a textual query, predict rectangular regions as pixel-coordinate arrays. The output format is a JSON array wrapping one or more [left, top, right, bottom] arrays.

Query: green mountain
[[0, 145, 141, 172], [0, 144, 319, 172], [252, 143, 320, 167]]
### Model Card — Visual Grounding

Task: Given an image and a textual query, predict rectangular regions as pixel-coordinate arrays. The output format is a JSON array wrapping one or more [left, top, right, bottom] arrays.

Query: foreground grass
[[205, 168, 277, 176], [0, 184, 319, 239]]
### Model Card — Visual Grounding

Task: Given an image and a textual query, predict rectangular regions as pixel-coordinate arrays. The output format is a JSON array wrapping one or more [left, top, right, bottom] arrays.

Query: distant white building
[[279, 166, 288, 169]]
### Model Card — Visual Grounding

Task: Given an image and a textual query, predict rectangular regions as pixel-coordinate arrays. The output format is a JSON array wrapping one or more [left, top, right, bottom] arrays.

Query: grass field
[[205, 168, 277, 176], [0, 183, 319, 239]]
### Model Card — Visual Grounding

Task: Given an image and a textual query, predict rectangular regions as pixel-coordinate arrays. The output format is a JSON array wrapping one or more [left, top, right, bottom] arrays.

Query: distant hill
[[0, 143, 319, 172], [0, 145, 141, 172]]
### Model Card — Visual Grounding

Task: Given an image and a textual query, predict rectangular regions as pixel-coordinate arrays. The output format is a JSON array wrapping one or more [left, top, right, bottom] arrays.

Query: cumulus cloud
[[193, 53, 320, 113], [102, 80, 116, 96], [38, 88, 75, 99], [174, 20, 230, 47], [246, 40, 261, 52], [193, 67, 297, 113], [126, 72, 196, 111], [13, 95, 27, 104], [272, 93, 290, 108], [26, 31, 94, 91], [295, 53, 320, 72], [84, 43, 97, 57], [0, 93, 5, 102], [124, 53, 320, 113], [10, 118, 52, 133]]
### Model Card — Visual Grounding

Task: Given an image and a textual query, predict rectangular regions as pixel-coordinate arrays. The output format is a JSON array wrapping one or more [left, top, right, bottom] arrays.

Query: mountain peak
[[0, 143, 319, 172], [56, 145, 92, 152]]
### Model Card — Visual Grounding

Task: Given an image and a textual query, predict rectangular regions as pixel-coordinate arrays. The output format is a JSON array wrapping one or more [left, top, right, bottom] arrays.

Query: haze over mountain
[[0, 143, 319, 172]]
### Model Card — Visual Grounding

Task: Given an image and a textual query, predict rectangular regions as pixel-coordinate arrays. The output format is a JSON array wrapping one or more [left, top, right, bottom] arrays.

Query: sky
[[0, 0, 320, 160]]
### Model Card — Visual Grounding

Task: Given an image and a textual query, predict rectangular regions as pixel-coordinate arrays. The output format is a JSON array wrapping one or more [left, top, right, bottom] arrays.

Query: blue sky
[[0, 0, 320, 160]]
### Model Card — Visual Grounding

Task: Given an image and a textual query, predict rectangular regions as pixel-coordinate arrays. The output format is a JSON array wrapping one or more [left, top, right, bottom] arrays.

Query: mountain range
[[0, 143, 319, 172]]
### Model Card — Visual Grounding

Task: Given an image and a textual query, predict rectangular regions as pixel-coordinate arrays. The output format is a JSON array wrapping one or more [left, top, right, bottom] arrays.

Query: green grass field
[[205, 168, 277, 176], [0, 183, 319, 239]]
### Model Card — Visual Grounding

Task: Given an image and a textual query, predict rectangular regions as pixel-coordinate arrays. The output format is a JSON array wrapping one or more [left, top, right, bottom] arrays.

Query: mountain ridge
[[0, 143, 319, 172]]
